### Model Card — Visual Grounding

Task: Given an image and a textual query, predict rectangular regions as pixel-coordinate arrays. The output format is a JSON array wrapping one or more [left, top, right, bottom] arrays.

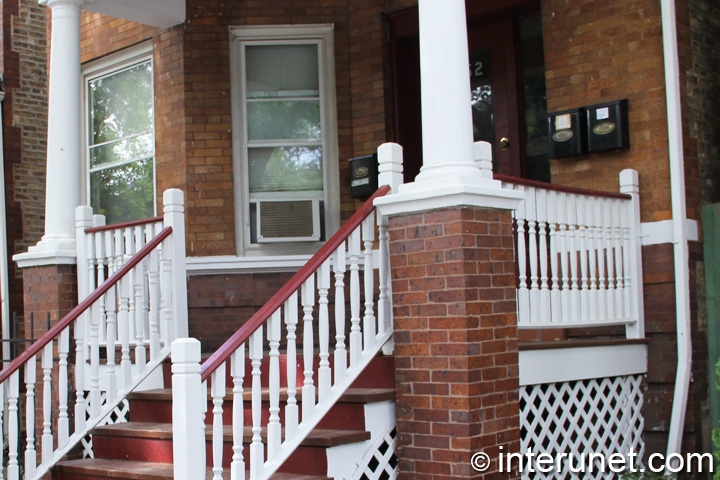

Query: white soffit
[[84, 0, 185, 29]]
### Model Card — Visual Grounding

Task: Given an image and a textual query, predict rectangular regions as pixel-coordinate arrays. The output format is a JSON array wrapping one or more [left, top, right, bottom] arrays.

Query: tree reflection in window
[[87, 59, 154, 223]]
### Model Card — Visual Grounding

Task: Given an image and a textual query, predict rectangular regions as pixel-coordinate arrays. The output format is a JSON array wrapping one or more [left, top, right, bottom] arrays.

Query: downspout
[[0, 89, 9, 365], [660, 0, 693, 459]]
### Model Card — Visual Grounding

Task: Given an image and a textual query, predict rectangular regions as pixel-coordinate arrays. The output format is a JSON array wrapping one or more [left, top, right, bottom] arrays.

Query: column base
[[14, 235, 77, 268]]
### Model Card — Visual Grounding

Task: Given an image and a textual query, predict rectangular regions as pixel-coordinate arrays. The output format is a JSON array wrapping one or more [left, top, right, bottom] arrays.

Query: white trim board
[[519, 343, 647, 386], [641, 219, 698, 245]]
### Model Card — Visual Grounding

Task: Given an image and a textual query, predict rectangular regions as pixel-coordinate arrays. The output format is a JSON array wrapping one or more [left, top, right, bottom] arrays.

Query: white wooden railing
[[172, 185, 394, 480], [498, 170, 644, 338], [0, 189, 187, 479]]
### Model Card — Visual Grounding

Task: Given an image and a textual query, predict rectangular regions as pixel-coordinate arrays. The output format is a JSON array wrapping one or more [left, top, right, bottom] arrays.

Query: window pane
[[249, 146, 323, 193], [247, 100, 321, 141], [90, 158, 154, 224], [246, 44, 319, 98], [89, 61, 153, 146], [89, 132, 153, 167]]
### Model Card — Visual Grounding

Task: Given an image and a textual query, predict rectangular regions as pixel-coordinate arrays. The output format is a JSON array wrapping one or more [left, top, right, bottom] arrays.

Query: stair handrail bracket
[[498, 169, 644, 338], [0, 188, 187, 480], [174, 185, 393, 480]]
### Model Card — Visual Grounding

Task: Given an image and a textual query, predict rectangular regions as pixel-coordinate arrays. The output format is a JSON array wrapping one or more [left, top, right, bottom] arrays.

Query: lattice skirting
[[520, 374, 644, 480], [352, 427, 398, 480], [81, 395, 130, 459]]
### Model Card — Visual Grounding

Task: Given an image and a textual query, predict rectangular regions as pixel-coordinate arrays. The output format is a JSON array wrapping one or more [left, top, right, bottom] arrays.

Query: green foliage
[[620, 470, 673, 480]]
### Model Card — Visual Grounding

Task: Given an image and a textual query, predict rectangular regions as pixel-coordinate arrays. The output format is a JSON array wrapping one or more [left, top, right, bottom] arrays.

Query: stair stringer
[[249, 330, 394, 480], [37, 349, 170, 479], [326, 400, 397, 479]]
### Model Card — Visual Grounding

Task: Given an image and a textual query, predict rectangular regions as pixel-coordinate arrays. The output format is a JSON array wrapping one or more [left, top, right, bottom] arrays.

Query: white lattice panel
[[520, 375, 644, 480], [352, 428, 398, 480], [81, 395, 130, 458]]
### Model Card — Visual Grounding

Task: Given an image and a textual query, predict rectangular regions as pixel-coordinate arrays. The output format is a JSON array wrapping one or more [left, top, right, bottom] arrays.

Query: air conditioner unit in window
[[254, 199, 321, 243]]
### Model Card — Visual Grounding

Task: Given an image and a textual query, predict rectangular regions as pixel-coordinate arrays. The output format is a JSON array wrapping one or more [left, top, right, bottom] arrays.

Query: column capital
[[40, 0, 85, 8]]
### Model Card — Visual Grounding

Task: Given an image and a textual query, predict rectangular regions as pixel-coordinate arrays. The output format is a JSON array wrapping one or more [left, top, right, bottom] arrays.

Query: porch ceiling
[[83, 0, 185, 28]]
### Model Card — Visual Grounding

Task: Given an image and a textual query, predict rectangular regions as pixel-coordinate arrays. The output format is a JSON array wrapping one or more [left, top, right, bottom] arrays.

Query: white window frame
[[81, 42, 157, 221], [229, 24, 340, 257]]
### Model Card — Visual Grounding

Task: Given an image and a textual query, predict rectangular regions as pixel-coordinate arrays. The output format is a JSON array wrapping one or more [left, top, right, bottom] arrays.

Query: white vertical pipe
[[660, 0, 692, 459], [0, 91, 9, 364]]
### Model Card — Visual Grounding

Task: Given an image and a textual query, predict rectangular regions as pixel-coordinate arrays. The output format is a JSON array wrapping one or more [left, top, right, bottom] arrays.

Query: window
[[83, 45, 155, 224], [230, 25, 339, 256]]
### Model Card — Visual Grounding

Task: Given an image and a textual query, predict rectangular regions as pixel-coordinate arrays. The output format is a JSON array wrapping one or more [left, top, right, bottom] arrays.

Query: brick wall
[[388, 207, 520, 479], [541, 0, 675, 223], [1, 0, 49, 331], [687, 0, 720, 207]]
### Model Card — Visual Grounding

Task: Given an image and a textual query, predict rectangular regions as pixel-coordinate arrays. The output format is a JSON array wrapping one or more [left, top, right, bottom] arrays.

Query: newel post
[[163, 189, 188, 339], [172, 338, 205, 480], [619, 169, 645, 339]]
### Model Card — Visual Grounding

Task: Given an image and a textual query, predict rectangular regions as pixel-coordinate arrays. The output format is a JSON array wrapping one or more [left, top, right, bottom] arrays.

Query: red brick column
[[22, 264, 77, 340], [388, 207, 520, 479]]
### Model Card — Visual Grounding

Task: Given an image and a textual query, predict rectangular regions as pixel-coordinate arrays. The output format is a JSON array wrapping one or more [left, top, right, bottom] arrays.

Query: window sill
[[186, 255, 313, 275]]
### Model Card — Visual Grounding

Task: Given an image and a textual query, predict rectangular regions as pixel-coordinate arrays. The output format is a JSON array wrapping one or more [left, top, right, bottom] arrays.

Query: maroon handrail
[[85, 215, 164, 234], [494, 173, 631, 201], [200, 185, 392, 381], [0, 227, 173, 385]]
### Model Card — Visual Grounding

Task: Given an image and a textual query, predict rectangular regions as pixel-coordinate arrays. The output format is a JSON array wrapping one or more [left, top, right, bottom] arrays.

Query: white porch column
[[15, 0, 84, 266], [375, 0, 521, 214]]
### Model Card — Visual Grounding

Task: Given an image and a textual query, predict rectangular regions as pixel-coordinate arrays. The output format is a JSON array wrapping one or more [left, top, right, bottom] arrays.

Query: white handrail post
[[172, 338, 205, 480], [75, 206, 93, 301], [376, 143, 401, 356], [619, 169, 644, 339], [377, 142, 403, 193], [163, 189, 188, 339]]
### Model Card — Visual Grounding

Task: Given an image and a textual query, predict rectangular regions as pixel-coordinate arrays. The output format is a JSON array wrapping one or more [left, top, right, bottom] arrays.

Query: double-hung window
[[83, 45, 155, 224], [230, 25, 339, 256]]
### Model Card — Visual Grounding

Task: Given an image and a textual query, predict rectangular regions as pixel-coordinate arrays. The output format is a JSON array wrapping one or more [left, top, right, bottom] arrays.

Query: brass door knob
[[499, 137, 510, 150]]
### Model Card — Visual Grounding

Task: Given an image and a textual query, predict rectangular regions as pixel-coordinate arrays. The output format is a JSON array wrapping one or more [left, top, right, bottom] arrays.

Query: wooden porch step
[[53, 458, 331, 480], [128, 386, 396, 403], [91, 421, 371, 447]]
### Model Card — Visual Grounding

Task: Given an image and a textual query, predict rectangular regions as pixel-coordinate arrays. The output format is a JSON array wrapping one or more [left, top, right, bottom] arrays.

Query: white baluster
[[105, 284, 118, 401], [525, 187, 540, 323], [586, 193, 599, 323], [58, 327, 70, 447], [318, 260, 331, 402], [125, 227, 138, 353], [333, 244, 348, 383], [377, 211, 391, 339], [148, 248, 161, 359], [211, 362, 226, 480], [515, 185, 530, 327], [557, 191, 570, 323], [8, 371, 19, 480], [537, 188, 551, 323], [74, 305, 87, 434], [578, 195, 590, 325], [362, 214, 376, 351], [613, 198, 626, 319], [161, 231, 174, 346], [42, 343, 54, 459], [567, 194, 580, 322], [134, 224, 148, 367], [230, 347, 245, 480], [118, 273, 132, 389], [24, 356, 36, 479], [249, 328, 264, 479], [267, 310, 282, 461], [595, 198, 608, 322], [89, 300, 102, 417], [301, 277, 316, 421], [548, 190, 561, 325], [284, 293, 299, 439], [349, 227, 362, 364], [603, 198, 616, 320]]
